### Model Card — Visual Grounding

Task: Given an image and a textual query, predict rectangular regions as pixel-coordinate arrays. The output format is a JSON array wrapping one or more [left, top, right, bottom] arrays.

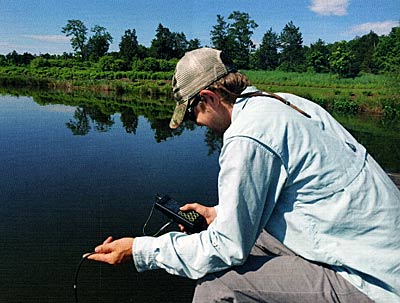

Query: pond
[[0, 91, 399, 303]]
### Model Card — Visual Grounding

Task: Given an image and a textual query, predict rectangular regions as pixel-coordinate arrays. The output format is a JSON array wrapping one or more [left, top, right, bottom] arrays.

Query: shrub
[[30, 57, 50, 68]]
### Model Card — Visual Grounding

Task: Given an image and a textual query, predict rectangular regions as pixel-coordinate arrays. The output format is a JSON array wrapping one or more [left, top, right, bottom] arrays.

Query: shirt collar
[[231, 86, 259, 123]]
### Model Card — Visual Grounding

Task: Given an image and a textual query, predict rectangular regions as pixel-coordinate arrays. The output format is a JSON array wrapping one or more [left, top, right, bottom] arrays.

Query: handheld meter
[[154, 194, 206, 233]]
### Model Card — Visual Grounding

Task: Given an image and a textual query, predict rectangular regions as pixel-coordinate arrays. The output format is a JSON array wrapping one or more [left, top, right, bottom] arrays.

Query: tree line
[[1, 11, 399, 78]]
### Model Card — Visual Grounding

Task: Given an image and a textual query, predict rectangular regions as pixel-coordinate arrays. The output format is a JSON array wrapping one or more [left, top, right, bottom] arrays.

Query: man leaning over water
[[86, 48, 400, 303]]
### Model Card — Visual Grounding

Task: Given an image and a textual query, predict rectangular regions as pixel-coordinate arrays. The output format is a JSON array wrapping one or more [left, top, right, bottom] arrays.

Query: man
[[87, 48, 400, 302]]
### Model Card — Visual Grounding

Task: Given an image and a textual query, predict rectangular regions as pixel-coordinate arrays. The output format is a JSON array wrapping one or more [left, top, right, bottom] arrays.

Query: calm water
[[0, 93, 399, 303], [0, 94, 219, 303]]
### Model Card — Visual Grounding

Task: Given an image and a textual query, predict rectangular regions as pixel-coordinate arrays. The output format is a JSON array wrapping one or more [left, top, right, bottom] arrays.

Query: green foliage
[[373, 27, 400, 73], [306, 39, 329, 73], [348, 31, 379, 74], [86, 25, 113, 61], [210, 15, 234, 58], [98, 56, 128, 72], [279, 21, 305, 72], [149, 24, 193, 60], [0, 55, 7, 66], [119, 29, 139, 64], [30, 57, 51, 68], [250, 28, 279, 70], [210, 12, 258, 69], [132, 58, 176, 73], [242, 70, 399, 116], [331, 98, 359, 114], [328, 41, 356, 78], [62, 20, 112, 61], [15, 15, 392, 78], [227, 11, 258, 69], [1, 13, 399, 103], [62, 19, 88, 59], [380, 97, 400, 119]]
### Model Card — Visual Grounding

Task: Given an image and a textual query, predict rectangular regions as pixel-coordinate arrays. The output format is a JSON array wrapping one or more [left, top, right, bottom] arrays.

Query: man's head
[[169, 48, 249, 131]]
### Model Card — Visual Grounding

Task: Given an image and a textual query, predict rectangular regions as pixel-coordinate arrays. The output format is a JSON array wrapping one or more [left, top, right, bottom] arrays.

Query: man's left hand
[[84, 236, 134, 265]]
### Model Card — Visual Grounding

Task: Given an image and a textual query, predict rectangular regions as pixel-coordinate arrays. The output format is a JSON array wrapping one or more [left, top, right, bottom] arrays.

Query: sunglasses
[[186, 94, 203, 122]]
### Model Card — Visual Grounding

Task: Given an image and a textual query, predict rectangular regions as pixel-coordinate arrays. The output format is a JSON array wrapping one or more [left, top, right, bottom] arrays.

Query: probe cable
[[142, 202, 173, 236], [74, 204, 171, 302], [73, 252, 95, 303]]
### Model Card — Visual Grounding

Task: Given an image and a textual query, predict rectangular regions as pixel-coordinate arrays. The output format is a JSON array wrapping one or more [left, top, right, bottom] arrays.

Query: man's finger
[[94, 237, 113, 254], [180, 203, 198, 211], [86, 252, 112, 263], [103, 236, 113, 244]]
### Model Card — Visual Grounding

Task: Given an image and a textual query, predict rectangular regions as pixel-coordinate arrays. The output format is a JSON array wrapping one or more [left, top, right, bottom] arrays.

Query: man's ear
[[200, 89, 220, 108]]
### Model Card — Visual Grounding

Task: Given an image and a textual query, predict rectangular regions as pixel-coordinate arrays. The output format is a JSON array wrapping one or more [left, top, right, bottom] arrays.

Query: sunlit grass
[[1, 66, 399, 115]]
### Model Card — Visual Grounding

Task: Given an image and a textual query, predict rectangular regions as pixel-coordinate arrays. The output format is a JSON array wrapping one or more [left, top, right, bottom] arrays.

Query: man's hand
[[179, 203, 216, 233], [84, 236, 134, 265]]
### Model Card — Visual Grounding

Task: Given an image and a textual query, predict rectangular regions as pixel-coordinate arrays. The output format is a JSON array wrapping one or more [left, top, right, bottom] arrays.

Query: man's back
[[223, 88, 400, 302]]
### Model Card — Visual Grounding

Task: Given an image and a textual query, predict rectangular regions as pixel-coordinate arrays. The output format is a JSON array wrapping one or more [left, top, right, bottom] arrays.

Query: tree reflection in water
[[2, 87, 399, 167]]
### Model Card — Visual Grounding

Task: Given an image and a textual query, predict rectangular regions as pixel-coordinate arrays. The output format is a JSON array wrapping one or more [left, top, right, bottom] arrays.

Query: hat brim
[[169, 99, 189, 129]]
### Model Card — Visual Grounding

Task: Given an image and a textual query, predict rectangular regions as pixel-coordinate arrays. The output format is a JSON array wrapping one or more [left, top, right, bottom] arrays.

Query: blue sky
[[0, 0, 398, 55]]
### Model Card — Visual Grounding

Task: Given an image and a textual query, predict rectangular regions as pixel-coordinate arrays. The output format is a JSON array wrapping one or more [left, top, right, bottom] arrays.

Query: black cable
[[142, 203, 174, 236], [73, 252, 95, 303], [74, 202, 172, 302]]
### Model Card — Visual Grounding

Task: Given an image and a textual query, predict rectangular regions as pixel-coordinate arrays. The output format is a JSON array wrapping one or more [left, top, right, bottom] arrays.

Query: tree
[[210, 12, 257, 69], [66, 108, 90, 136], [187, 38, 201, 51], [227, 11, 258, 69], [149, 24, 195, 59], [0, 54, 6, 66], [306, 39, 329, 73], [279, 21, 305, 72], [253, 28, 279, 70], [349, 31, 379, 74], [119, 29, 139, 64], [373, 26, 400, 73], [150, 24, 175, 59], [171, 32, 188, 58], [5, 51, 35, 65], [62, 20, 88, 59], [86, 25, 113, 61], [329, 41, 356, 78], [210, 15, 232, 52], [210, 15, 237, 61]]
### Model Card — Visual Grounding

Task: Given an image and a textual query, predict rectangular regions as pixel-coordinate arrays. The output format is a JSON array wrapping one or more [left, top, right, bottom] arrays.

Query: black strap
[[239, 92, 311, 118]]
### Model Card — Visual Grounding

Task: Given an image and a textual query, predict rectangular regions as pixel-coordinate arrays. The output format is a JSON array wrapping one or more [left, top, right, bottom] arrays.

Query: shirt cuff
[[132, 236, 160, 272]]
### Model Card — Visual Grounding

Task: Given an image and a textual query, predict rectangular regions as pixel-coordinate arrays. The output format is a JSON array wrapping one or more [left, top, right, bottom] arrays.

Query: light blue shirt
[[133, 87, 400, 302]]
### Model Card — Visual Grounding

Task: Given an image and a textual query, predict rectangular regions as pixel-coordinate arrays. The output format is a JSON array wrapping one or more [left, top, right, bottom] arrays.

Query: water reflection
[[2, 87, 399, 169], [28, 88, 221, 151]]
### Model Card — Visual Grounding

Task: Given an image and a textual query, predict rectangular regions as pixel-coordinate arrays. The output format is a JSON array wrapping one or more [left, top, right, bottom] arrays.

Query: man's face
[[190, 91, 232, 135]]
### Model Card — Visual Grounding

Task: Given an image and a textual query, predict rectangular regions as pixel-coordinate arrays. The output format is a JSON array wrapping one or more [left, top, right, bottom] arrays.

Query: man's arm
[[132, 137, 287, 279]]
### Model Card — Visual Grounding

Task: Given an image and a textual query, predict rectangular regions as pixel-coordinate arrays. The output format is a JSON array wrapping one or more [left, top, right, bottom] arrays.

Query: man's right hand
[[178, 203, 216, 233]]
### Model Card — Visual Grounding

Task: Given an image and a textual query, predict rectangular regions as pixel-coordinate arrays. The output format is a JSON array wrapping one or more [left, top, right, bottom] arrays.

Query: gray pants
[[193, 230, 373, 303]]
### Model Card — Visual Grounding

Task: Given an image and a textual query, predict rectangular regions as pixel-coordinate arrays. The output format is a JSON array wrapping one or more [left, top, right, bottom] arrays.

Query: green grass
[[1, 66, 399, 116], [243, 70, 400, 115]]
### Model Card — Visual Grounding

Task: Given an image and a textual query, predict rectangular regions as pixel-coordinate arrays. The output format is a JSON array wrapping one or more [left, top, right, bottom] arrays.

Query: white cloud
[[21, 35, 70, 43], [347, 20, 399, 36], [309, 0, 350, 16]]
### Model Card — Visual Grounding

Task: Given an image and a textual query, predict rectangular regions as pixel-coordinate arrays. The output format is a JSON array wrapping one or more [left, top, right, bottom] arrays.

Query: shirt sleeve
[[133, 136, 287, 279]]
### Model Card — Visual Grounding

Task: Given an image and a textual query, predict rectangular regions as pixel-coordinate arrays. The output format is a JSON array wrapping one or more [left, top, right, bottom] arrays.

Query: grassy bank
[[243, 70, 400, 116], [0, 66, 399, 116]]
